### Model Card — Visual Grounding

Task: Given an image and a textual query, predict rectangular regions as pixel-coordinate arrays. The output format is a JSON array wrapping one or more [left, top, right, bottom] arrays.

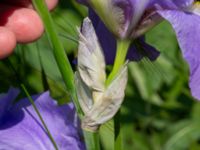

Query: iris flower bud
[[77, 0, 164, 39]]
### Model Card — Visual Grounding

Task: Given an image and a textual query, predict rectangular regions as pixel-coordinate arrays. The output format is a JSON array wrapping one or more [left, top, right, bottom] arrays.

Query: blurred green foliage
[[0, 0, 200, 149]]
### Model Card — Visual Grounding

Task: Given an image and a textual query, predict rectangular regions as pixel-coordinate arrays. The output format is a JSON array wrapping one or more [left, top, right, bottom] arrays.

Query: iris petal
[[0, 90, 85, 150], [158, 10, 200, 100]]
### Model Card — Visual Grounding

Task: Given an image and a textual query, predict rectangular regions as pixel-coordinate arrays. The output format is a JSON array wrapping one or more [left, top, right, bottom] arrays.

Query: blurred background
[[1, 0, 200, 150]]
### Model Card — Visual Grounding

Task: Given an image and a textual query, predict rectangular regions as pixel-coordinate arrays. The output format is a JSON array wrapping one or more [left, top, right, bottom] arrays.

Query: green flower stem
[[21, 84, 59, 150], [32, 0, 82, 115], [106, 40, 131, 85], [83, 130, 100, 150], [32, 1, 100, 149], [106, 40, 131, 150]]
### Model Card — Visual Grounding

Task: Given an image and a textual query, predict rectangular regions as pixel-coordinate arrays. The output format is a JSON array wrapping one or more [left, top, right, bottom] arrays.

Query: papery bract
[[77, 17, 106, 92], [75, 18, 128, 131]]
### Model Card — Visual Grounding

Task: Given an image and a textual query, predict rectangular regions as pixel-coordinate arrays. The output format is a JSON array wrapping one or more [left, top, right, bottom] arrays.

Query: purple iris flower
[[76, 0, 200, 100], [0, 88, 85, 150]]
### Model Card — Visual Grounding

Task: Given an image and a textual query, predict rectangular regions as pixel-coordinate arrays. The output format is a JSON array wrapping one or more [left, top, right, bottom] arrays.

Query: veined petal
[[134, 0, 194, 37], [0, 91, 85, 150], [127, 0, 151, 37], [158, 10, 200, 100]]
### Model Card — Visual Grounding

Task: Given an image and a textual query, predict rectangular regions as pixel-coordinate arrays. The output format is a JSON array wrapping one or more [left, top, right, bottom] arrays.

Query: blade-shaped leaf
[[163, 120, 200, 150]]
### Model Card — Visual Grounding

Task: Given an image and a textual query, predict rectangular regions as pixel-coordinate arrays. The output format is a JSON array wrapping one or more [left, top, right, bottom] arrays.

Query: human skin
[[0, 0, 58, 59]]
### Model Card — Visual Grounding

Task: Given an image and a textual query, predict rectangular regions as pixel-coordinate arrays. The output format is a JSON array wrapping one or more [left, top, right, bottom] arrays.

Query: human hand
[[0, 0, 58, 59]]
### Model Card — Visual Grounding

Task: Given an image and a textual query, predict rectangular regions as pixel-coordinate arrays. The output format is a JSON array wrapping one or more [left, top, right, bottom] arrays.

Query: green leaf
[[32, 0, 82, 114], [163, 120, 200, 150]]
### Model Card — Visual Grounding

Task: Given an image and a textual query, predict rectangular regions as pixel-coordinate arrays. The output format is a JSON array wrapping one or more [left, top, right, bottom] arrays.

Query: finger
[[45, 0, 58, 10], [0, 27, 16, 59], [0, 5, 44, 43]]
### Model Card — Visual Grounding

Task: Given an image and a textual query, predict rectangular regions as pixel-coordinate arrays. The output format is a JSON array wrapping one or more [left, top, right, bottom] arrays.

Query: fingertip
[[0, 27, 16, 59], [45, 0, 59, 10], [4, 7, 44, 43]]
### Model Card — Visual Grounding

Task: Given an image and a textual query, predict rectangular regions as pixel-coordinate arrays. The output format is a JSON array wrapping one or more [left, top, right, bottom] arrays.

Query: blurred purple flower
[[0, 88, 85, 150], [77, 0, 200, 100]]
